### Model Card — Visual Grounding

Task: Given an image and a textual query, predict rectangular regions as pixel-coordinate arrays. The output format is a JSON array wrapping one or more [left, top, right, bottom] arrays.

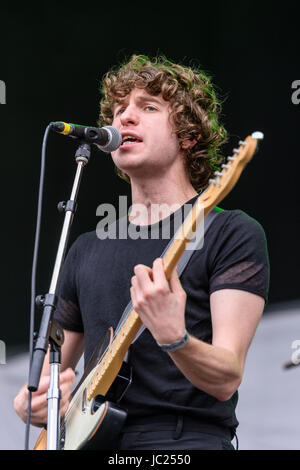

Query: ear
[[181, 138, 198, 150]]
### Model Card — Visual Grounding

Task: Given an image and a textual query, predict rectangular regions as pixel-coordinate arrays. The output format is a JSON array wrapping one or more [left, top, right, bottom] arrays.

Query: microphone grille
[[97, 126, 122, 153]]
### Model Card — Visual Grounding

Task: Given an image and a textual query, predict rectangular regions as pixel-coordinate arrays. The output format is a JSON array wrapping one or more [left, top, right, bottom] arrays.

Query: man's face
[[111, 88, 184, 180]]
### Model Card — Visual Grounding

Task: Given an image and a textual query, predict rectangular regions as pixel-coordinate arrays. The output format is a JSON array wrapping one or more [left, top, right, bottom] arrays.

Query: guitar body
[[35, 328, 131, 450], [61, 398, 127, 450]]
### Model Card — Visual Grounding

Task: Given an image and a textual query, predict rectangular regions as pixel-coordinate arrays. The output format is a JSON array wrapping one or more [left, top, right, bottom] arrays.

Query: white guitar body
[[59, 357, 129, 450], [61, 369, 107, 450]]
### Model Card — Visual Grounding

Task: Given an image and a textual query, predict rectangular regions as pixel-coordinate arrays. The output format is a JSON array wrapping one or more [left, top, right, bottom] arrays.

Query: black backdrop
[[1, 1, 299, 352]]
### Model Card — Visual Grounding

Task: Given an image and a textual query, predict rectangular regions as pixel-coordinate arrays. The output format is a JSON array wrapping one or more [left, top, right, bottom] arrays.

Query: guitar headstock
[[200, 131, 264, 213]]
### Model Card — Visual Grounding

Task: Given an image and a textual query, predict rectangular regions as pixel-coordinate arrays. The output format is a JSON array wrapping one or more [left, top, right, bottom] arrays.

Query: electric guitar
[[34, 132, 262, 450]]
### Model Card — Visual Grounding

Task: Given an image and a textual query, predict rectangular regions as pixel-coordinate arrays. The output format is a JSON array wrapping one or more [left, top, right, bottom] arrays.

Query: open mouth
[[121, 135, 143, 147]]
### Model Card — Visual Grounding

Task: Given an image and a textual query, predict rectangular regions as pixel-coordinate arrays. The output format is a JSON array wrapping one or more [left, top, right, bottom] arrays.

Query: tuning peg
[[251, 131, 264, 154], [251, 131, 264, 140], [209, 178, 221, 186]]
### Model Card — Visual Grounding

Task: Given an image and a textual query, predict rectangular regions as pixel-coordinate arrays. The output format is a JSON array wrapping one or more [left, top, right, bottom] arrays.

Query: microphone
[[50, 122, 122, 153]]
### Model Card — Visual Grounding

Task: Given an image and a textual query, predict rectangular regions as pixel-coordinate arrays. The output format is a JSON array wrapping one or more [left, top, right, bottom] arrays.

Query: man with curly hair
[[14, 55, 269, 450]]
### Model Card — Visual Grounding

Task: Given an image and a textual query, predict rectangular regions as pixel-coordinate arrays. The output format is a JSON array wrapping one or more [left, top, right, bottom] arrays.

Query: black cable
[[24, 123, 53, 450]]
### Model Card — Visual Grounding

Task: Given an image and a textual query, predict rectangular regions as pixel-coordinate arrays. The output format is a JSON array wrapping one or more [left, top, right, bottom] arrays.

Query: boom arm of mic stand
[[27, 142, 91, 449]]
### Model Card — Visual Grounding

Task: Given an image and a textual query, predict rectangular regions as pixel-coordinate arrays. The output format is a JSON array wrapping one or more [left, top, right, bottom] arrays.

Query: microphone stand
[[28, 141, 91, 450]]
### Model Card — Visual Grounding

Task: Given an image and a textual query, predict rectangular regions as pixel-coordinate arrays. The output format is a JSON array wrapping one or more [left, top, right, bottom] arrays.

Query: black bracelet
[[157, 330, 190, 352]]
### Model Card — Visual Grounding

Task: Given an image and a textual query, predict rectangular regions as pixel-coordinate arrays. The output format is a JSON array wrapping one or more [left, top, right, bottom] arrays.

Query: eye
[[145, 105, 156, 112], [115, 107, 125, 116]]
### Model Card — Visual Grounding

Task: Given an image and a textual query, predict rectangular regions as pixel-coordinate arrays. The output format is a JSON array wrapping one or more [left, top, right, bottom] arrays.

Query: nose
[[119, 104, 139, 126]]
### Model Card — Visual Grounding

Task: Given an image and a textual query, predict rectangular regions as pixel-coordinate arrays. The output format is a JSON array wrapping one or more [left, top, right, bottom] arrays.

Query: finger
[[60, 379, 74, 396], [131, 276, 147, 308], [30, 392, 48, 417], [29, 368, 73, 403], [130, 286, 138, 310], [152, 258, 169, 291], [60, 401, 71, 417], [32, 374, 51, 395], [60, 367, 75, 385], [168, 265, 185, 294], [133, 264, 153, 289]]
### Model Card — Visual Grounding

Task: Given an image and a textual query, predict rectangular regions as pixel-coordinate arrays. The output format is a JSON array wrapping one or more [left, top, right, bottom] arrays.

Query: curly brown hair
[[98, 54, 228, 192]]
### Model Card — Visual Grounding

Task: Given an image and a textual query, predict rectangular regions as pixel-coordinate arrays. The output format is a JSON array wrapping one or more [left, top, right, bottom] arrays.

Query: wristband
[[158, 330, 190, 352]]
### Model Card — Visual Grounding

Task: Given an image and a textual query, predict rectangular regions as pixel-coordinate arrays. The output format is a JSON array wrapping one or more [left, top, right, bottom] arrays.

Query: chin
[[113, 152, 150, 170]]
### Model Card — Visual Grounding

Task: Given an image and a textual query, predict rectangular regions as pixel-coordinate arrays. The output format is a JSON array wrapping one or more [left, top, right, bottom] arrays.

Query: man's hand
[[13, 368, 75, 427], [130, 258, 187, 345]]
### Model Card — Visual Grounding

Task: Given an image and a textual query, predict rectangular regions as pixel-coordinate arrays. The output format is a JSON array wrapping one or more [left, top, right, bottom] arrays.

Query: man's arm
[[14, 330, 84, 427], [169, 289, 264, 401], [130, 258, 264, 402]]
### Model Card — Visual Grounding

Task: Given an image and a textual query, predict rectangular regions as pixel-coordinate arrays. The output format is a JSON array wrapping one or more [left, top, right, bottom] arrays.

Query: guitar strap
[[116, 204, 222, 347]]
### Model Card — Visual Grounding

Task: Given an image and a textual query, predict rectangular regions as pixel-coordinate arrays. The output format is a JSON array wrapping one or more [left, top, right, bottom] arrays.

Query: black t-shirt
[[54, 196, 270, 432]]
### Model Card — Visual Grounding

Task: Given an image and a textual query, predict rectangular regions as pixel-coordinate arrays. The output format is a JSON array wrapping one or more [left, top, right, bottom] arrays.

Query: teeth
[[122, 135, 138, 143]]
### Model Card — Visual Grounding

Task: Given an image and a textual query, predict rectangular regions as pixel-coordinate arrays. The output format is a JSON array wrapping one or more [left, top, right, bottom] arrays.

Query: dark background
[[0, 1, 299, 354]]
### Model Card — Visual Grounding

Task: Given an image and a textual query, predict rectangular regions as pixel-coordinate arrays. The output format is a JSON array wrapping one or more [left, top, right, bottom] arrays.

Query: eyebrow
[[114, 94, 164, 112], [136, 95, 163, 105]]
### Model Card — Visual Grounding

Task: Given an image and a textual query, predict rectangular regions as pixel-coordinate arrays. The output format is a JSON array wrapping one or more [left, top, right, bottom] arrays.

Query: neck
[[129, 174, 198, 226]]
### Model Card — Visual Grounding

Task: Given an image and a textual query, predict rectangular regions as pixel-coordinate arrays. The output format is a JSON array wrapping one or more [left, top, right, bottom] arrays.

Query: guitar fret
[[119, 329, 124, 343], [107, 350, 111, 363], [126, 315, 132, 330]]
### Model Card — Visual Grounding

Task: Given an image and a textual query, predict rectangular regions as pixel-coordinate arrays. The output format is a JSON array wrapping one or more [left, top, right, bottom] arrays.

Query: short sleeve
[[208, 211, 270, 302], [53, 237, 84, 332]]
